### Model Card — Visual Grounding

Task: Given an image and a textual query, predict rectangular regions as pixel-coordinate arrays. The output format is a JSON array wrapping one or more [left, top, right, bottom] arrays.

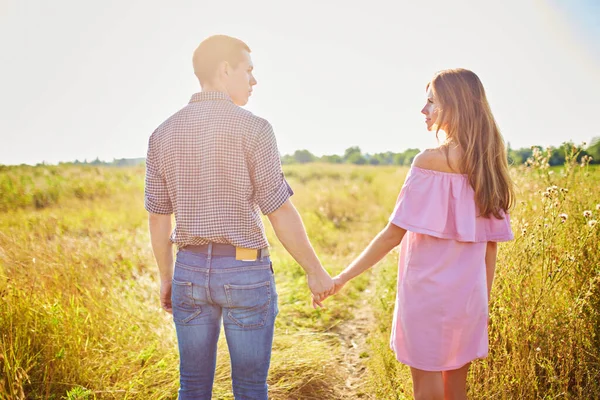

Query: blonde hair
[[193, 35, 250, 84], [428, 68, 515, 218]]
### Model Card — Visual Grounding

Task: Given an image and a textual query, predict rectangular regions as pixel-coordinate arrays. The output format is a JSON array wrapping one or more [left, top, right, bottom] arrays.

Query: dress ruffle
[[389, 166, 513, 242]]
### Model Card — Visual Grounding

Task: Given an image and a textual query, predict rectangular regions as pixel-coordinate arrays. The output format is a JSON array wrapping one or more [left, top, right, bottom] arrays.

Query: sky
[[0, 0, 599, 165]]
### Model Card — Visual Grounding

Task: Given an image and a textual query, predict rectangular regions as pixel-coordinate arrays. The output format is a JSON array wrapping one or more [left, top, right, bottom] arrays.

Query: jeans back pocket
[[224, 281, 271, 329], [172, 279, 202, 324]]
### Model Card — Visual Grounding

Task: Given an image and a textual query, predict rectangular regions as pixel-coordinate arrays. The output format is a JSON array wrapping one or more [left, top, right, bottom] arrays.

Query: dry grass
[[0, 155, 598, 399]]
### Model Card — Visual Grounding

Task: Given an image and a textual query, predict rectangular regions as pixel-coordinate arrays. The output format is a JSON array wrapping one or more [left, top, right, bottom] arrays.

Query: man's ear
[[215, 61, 229, 80], [222, 61, 230, 77]]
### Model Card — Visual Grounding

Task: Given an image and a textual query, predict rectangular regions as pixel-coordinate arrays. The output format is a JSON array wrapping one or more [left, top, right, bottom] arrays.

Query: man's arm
[[149, 212, 174, 313], [267, 200, 333, 306]]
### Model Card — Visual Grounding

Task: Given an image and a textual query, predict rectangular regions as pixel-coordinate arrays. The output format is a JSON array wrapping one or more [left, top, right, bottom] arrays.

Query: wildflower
[[536, 347, 541, 352], [596, 204, 600, 211], [583, 210, 592, 218], [559, 213, 568, 223], [545, 185, 558, 194], [589, 220, 597, 228]]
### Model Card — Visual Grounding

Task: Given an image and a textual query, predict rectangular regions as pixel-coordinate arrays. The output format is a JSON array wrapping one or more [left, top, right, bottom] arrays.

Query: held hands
[[330, 275, 347, 297], [307, 268, 334, 309], [308, 271, 349, 309]]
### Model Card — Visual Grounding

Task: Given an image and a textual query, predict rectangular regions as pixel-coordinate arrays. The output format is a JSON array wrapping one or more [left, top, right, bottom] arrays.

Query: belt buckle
[[235, 247, 257, 261]]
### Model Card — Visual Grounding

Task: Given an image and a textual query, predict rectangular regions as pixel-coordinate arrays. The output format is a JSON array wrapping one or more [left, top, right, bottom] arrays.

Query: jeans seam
[[173, 307, 203, 324], [210, 265, 271, 273], [205, 244, 214, 304], [175, 262, 209, 272]]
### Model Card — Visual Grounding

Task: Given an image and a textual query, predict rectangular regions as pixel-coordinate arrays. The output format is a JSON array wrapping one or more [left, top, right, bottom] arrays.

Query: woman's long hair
[[428, 68, 515, 218]]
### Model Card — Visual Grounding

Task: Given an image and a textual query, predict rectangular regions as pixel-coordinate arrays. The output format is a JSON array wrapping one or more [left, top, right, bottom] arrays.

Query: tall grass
[[0, 164, 386, 399], [0, 165, 140, 212], [365, 148, 600, 399], [0, 159, 598, 399]]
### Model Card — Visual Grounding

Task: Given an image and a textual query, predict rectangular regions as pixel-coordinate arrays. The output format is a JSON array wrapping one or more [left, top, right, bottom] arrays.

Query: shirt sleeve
[[144, 133, 173, 214], [248, 121, 294, 215]]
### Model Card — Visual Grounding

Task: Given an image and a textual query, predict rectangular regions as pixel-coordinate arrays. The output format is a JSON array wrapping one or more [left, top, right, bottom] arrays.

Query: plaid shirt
[[144, 91, 293, 249]]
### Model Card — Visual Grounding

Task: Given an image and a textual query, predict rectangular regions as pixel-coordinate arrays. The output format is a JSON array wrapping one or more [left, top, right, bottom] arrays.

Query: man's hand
[[160, 279, 173, 314], [316, 274, 348, 305], [307, 269, 334, 309]]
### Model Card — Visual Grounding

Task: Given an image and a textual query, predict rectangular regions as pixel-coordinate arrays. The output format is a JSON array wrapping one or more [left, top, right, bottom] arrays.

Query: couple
[[145, 35, 514, 400]]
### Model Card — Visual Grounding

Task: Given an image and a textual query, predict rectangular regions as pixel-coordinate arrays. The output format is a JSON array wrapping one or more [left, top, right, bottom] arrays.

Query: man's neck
[[201, 82, 228, 94]]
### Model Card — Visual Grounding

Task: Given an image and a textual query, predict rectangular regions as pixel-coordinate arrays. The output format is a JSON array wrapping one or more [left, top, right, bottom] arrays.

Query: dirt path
[[333, 281, 377, 399]]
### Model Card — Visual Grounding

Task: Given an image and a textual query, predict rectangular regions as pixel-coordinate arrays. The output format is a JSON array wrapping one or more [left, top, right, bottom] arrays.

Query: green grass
[[0, 159, 598, 399]]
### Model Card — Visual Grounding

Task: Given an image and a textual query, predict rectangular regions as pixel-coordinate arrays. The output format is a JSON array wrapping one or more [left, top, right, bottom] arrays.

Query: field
[[1, 153, 599, 399]]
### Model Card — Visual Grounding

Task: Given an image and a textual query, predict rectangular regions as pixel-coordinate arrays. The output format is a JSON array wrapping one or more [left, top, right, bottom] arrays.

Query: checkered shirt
[[144, 91, 293, 249]]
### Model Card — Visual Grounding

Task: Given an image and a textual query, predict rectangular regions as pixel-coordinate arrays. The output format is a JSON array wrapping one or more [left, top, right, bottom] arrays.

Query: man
[[145, 35, 334, 400]]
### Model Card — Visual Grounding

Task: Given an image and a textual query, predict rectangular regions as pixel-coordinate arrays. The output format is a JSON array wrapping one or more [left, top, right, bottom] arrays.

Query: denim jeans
[[172, 247, 278, 400]]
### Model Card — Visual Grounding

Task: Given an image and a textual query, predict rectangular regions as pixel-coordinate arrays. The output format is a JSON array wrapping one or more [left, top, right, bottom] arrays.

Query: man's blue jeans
[[172, 247, 278, 400]]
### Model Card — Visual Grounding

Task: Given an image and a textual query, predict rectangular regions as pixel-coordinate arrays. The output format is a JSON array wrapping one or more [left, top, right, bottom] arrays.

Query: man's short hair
[[192, 35, 251, 84]]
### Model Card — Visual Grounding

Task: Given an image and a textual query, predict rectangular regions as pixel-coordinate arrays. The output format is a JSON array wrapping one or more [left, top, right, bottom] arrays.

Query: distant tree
[[549, 146, 566, 166], [508, 147, 533, 165], [370, 152, 394, 165], [369, 156, 380, 165], [292, 149, 316, 164], [320, 154, 343, 163], [343, 146, 362, 162], [401, 148, 420, 166], [393, 153, 406, 165], [281, 154, 296, 165], [346, 152, 367, 165], [550, 142, 590, 166], [586, 137, 600, 164]]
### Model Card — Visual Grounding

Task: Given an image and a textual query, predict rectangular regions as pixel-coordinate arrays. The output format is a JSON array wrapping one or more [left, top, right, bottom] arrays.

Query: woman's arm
[[335, 223, 406, 288], [485, 241, 498, 299]]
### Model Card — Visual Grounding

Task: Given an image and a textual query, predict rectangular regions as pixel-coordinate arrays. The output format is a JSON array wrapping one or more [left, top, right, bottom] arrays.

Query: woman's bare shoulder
[[412, 148, 450, 172]]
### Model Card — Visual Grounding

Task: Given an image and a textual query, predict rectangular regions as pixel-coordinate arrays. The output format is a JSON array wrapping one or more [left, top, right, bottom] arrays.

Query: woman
[[327, 69, 515, 399]]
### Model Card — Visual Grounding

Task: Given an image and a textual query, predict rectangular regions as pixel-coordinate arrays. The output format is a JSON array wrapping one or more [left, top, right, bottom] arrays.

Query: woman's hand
[[331, 274, 347, 296], [318, 274, 348, 304]]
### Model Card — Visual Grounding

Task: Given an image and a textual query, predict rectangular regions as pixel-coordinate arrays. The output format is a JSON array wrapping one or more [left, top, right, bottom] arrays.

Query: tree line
[[282, 138, 600, 166], [7, 139, 598, 168]]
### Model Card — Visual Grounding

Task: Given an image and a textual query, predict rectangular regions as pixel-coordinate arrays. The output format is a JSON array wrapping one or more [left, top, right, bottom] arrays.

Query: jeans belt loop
[[207, 242, 213, 261]]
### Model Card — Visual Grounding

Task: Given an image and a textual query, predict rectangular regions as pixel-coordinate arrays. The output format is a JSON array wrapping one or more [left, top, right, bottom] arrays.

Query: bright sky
[[1, 0, 599, 165]]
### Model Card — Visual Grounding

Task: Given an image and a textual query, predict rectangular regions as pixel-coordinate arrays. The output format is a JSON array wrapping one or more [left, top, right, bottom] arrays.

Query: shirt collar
[[189, 91, 232, 103]]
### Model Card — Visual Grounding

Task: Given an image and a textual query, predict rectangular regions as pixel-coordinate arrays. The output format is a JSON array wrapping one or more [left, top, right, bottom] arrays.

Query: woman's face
[[421, 86, 439, 132]]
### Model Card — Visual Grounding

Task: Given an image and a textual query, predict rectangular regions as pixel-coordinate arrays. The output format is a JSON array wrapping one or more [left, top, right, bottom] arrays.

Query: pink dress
[[388, 166, 513, 371]]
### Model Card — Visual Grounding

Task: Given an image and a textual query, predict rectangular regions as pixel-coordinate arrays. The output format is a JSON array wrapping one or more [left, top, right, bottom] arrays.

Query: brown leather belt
[[181, 243, 270, 260]]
